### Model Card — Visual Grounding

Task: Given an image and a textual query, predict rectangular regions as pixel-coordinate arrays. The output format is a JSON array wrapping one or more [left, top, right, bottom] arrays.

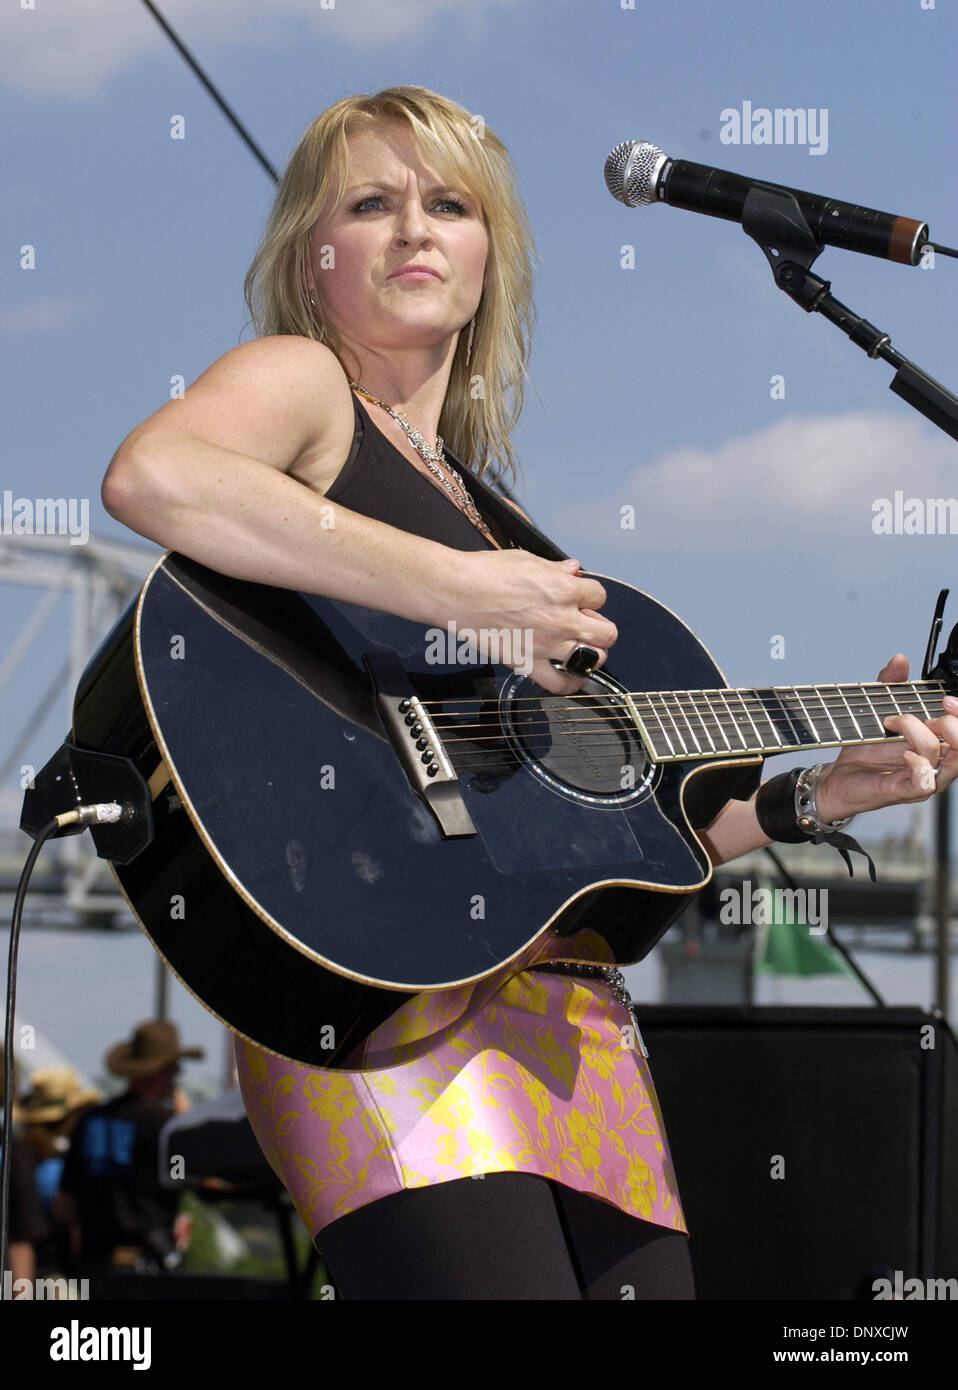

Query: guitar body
[[72, 553, 762, 1067]]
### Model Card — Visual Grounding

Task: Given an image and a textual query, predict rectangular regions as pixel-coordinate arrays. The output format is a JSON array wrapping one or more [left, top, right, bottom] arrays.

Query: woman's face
[[307, 122, 489, 361]]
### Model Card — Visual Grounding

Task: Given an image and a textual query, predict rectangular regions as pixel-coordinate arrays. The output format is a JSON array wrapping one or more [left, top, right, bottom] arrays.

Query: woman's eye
[[350, 195, 469, 215]]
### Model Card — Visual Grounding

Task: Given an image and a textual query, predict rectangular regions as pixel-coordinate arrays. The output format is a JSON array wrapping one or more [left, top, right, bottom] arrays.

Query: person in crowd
[[14, 1065, 101, 1275], [59, 1020, 203, 1276], [1, 1045, 49, 1285]]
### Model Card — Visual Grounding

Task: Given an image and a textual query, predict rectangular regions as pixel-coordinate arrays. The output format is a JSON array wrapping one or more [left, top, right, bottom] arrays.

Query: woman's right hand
[[101, 340, 615, 693], [446, 551, 617, 694]]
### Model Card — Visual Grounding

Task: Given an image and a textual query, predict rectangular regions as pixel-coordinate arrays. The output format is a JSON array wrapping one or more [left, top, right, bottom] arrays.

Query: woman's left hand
[[816, 654, 958, 823]]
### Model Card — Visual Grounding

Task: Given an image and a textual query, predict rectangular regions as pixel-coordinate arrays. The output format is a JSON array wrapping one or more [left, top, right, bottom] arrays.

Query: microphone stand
[[744, 190, 956, 1022], [741, 184, 958, 443]]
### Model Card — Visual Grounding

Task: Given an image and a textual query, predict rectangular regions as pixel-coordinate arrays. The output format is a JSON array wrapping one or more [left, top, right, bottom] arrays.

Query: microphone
[[604, 141, 929, 266]]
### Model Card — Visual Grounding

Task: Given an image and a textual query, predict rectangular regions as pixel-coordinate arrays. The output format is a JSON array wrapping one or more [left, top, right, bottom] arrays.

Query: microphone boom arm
[[743, 184, 958, 445]]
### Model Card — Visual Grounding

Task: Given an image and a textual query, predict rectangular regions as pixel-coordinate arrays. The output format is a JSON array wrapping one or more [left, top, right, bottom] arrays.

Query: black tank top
[[325, 394, 515, 552]]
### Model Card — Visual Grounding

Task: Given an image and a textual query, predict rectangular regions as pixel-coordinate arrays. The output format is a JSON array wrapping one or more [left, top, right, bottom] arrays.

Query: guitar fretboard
[[632, 681, 946, 762]]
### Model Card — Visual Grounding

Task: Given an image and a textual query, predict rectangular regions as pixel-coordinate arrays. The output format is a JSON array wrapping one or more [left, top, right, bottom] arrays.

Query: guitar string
[[417, 699, 945, 766], [443, 724, 915, 749], [413, 684, 944, 718], [412, 689, 944, 742], [441, 733, 914, 763], [413, 681, 945, 717], [385, 681, 948, 774], [437, 732, 930, 770], [438, 725, 924, 750], [426, 734, 919, 777], [431, 723, 929, 768], [427, 724, 942, 761], [422, 693, 941, 734], [437, 713, 944, 772]]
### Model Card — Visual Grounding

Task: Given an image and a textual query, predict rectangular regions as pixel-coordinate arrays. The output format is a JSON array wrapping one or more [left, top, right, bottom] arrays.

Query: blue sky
[[1, 0, 956, 1080]]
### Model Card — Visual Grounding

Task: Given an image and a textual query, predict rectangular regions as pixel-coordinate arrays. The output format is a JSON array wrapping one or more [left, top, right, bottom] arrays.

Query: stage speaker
[[636, 1006, 958, 1300]]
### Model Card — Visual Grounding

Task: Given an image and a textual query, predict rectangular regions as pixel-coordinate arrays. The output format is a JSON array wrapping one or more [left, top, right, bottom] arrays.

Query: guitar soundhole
[[500, 672, 654, 806]]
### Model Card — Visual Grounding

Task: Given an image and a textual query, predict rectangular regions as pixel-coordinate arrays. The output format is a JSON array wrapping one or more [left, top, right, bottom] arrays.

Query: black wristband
[[755, 767, 877, 882], [755, 768, 808, 843]]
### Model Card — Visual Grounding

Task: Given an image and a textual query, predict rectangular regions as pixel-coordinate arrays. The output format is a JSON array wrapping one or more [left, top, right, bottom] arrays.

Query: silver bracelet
[[795, 764, 854, 836]]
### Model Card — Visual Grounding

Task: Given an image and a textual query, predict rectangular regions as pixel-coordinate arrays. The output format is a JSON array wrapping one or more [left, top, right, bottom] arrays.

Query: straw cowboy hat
[[105, 1020, 205, 1079], [12, 1066, 101, 1125]]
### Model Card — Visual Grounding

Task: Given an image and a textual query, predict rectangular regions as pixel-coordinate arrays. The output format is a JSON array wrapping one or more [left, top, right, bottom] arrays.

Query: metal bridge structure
[[0, 532, 156, 929]]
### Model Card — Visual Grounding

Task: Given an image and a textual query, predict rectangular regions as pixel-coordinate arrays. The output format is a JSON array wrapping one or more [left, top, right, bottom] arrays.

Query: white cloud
[[0, 294, 96, 334], [0, 0, 518, 100], [546, 411, 958, 561]]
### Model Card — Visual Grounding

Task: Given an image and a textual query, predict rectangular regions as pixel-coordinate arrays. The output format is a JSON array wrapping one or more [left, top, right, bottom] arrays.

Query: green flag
[[755, 905, 851, 978]]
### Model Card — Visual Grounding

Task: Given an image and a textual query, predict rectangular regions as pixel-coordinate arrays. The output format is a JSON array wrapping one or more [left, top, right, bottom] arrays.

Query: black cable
[[762, 844, 886, 1005], [138, 0, 279, 185], [1, 818, 61, 1291]]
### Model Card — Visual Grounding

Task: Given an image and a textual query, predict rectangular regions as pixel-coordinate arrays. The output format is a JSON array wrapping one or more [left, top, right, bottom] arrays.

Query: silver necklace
[[349, 380, 496, 543]]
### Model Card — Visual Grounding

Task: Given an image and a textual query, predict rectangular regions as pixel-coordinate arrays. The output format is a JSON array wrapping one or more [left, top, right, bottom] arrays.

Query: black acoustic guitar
[[62, 551, 952, 1068]]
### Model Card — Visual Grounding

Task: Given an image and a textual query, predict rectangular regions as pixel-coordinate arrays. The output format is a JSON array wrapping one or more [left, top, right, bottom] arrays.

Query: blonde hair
[[244, 86, 536, 485]]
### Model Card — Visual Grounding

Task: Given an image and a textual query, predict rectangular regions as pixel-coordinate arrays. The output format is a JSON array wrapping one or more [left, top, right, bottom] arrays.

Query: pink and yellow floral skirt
[[235, 968, 687, 1244]]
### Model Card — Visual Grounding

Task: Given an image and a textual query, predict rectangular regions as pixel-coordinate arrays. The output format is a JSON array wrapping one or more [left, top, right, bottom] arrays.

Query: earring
[[465, 316, 475, 367]]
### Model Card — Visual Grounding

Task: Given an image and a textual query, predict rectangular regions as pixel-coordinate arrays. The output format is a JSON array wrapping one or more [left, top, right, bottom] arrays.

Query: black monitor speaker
[[635, 1006, 958, 1300]]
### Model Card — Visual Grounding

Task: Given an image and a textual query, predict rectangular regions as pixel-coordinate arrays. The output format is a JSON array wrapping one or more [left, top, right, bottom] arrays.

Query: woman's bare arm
[[102, 337, 617, 692]]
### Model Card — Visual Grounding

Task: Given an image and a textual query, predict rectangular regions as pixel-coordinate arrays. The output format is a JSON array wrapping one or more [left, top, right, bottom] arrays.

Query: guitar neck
[[633, 680, 947, 763]]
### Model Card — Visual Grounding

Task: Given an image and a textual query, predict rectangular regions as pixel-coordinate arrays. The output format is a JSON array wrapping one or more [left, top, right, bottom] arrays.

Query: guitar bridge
[[363, 651, 477, 839]]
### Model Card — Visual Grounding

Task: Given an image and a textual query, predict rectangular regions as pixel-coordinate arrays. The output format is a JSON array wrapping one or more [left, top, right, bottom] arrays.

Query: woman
[[102, 86, 958, 1300]]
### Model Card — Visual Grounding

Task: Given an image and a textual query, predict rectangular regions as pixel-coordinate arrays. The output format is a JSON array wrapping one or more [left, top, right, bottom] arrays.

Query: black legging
[[318, 1172, 695, 1300]]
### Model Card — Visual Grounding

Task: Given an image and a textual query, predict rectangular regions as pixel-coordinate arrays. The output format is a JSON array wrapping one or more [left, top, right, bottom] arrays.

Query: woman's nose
[[392, 199, 432, 248]]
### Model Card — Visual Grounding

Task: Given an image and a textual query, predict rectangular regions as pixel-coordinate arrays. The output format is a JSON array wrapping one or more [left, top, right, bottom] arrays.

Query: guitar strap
[[450, 455, 570, 563]]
